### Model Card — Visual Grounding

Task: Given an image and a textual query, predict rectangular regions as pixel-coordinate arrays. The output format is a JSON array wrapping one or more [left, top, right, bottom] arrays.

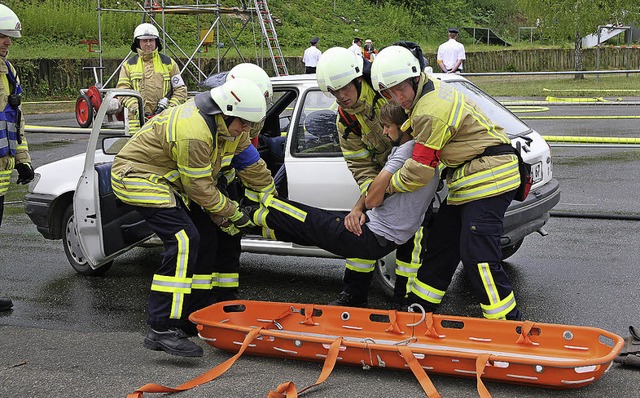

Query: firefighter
[[115, 23, 187, 131], [315, 47, 430, 308], [242, 102, 439, 286], [370, 45, 522, 320], [196, 62, 273, 303], [110, 78, 276, 357], [0, 4, 33, 311]]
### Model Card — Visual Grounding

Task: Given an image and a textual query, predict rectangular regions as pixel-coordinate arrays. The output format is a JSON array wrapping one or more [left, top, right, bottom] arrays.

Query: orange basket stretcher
[[187, 300, 623, 397]]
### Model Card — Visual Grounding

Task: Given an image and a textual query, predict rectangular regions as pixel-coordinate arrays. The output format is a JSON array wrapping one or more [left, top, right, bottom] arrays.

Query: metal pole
[[97, 0, 104, 86]]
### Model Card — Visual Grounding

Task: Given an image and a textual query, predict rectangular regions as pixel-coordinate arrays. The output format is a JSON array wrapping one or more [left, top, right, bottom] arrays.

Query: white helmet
[[371, 45, 421, 92], [0, 4, 22, 38], [316, 47, 363, 93], [227, 63, 273, 100], [131, 23, 161, 51], [210, 78, 266, 123]]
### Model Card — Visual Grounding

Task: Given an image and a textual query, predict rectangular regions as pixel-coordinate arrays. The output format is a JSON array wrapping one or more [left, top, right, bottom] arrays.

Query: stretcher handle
[[127, 327, 263, 397]]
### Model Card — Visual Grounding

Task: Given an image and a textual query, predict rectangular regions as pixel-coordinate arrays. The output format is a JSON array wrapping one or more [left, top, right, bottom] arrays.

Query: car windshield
[[446, 80, 532, 138]]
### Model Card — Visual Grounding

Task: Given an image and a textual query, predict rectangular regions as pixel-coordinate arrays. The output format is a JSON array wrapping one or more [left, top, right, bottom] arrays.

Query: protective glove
[[229, 206, 254, 229], [219, 206, 255, 236], [154, 97, 169, 114], [16, 162, 34, 184]]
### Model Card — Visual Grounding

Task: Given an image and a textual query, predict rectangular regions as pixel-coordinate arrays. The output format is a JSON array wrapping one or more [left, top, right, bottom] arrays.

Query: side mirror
[[102, 136, 129, 155]]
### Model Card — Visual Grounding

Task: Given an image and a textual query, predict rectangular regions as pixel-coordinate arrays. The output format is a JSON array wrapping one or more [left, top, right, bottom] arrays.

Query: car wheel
[[372, 254, 397, 298], [75, 94, 94, 128], [62, 205, 112, 276], [501, 238, 524, 260]]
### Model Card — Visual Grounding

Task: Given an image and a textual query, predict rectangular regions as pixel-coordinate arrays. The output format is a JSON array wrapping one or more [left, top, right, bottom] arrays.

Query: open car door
[[73, 89, 153, 270]]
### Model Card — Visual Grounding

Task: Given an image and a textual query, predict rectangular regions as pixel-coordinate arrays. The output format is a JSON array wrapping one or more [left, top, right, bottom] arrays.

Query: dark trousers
[[264, 198, 396, 261], [213, 178, 242, 301], [393, 206, 433, 303], [0, 195, 4, 227], [262, 198, 396, 300], [305, 66, 316, 74], [136, 202, 219, 328], [409, 190, 520, 320]]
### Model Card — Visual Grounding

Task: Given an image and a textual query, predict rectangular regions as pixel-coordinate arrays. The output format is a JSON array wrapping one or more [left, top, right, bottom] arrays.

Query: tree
[[517, 0, 640, 76]]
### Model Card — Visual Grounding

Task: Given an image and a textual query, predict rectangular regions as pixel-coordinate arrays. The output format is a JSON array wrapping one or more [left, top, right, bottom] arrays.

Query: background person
[[372, 45, 522, 320], [348, 37, 363, 57], [111, 78, 275, 357], [363, 39, 377, 61], [437, 28, 466, 73], [116, 23, 187, 131], [0, 4, 33, 312], [302, 37, 321, 74]]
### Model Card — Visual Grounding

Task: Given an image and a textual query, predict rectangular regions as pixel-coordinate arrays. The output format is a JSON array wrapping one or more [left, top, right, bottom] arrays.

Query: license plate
[[531, 161, 542, 183]]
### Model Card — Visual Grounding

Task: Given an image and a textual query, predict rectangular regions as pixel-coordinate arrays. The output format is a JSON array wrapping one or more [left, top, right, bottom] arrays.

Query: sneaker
[[0, 296, 13, 311], [328, 291, 368, 308], [144, 327, 204, 357]]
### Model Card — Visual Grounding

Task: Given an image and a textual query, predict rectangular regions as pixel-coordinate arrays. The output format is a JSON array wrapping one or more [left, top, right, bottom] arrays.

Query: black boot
[[0, 296, 13, 311], [144, 327, 204, 357], [328, 291, 368, 308]]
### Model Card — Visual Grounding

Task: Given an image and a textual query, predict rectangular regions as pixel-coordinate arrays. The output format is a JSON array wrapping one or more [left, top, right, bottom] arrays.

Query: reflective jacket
[[337, 80, 391, 195], [117, 49, 187, 119], [388, 74, 520, 205], [110, 99, 275, 219], [0, 59, 29, 197]]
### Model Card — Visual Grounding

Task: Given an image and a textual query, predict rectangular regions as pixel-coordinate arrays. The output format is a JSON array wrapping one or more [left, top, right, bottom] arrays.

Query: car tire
[[501, 238, 524, 260], [62, 204, 112, 276], [372, 253, 397, 298]]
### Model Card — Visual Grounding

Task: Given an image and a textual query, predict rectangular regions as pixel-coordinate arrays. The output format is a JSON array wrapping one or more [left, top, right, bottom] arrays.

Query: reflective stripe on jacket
[[389, 74, 520, 204], [0, 59, 29, 196], [117, 49, 187, 115], [337, 81, 391, 194], [111, 99, 274, 219]]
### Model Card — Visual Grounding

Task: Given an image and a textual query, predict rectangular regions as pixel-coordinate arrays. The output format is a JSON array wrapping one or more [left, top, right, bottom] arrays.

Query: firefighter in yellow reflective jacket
[[116, 23, 187, 131], [371, 46, 522, 320], [197, 62, 274, 302], [111, 78, 275, 357], [0, 4, 32, 312], [316, 46, 430, 309]]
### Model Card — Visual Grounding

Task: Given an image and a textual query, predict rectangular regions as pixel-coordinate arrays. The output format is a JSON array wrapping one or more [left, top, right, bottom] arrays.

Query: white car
[[24, 74, 560, 297]]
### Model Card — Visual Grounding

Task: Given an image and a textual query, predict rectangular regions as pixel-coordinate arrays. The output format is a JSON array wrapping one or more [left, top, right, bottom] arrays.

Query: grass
[[468, 73, 640, 98]]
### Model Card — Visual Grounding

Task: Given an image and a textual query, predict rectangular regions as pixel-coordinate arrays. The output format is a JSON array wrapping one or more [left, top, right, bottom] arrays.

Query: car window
[[446, 81, 531, 137], [292, 90, 342, 156]]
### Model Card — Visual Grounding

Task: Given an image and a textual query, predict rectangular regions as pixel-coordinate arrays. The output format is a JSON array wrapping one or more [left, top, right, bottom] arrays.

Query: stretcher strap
[[126, 327, 263, 398], [268, 337, 343, 397], [397, 345, 441, 398], [516, 320, 536, 345], [423, 312, 440, 338], [475, 353, 493, 398], [302, 304, 316, 325], [385, 310, 403, 334], [271, 306, 295, 328]]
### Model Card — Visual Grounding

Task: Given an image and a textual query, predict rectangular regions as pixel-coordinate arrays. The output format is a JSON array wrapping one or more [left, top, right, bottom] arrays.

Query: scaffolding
[[92, 0, 287, 89]]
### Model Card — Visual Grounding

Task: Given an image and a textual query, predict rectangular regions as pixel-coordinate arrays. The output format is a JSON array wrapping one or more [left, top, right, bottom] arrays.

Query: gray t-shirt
[[366, 140, 439, 244]]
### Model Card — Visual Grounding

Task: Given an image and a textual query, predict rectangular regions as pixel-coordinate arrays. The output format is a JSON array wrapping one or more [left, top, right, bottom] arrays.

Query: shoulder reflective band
[[412, 144, 441, 168]]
